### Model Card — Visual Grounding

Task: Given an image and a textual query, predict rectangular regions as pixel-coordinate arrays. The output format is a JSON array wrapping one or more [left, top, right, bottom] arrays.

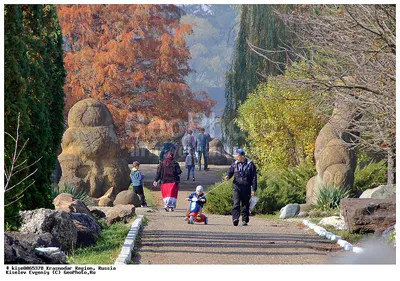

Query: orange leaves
[[57, 4, 214, 146]]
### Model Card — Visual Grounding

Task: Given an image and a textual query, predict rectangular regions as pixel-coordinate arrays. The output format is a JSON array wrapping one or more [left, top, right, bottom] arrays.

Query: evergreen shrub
[[353, 160, 387, 196]]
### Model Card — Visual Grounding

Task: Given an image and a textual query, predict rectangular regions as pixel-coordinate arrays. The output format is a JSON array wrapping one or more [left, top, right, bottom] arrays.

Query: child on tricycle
[[185, 185, 208, 224]]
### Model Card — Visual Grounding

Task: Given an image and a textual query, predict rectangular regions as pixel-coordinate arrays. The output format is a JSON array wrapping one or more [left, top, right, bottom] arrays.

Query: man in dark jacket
[[225, 149, 257, 226]]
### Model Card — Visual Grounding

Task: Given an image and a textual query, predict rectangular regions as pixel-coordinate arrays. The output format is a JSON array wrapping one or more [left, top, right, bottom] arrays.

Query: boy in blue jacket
[[130, 161, 147, 207]]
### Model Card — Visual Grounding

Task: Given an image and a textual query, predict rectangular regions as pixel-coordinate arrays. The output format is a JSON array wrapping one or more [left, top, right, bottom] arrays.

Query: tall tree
[[222, 5, 297, 151], [4, 4, 66, 226], [56, 4, 215, 147], [4, 4, 30, 227]]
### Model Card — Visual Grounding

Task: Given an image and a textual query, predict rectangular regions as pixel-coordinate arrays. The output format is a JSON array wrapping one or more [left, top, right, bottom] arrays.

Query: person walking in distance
[[225, 149, 257, 226], [182, 129, 195, 156], [159, 139, 177, 162], [185, 148, 197, 181], [195, 127, 210, 171]]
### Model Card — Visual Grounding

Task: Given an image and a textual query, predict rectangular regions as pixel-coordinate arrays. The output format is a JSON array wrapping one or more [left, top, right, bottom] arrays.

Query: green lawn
[[67, 219, 132, 264], [67, 187, 155, 264]]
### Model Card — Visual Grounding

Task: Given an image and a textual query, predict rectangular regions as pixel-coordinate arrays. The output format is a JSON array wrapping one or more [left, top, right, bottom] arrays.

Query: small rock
[[319, 216, 346, 230], [297, 212, 309, 218]]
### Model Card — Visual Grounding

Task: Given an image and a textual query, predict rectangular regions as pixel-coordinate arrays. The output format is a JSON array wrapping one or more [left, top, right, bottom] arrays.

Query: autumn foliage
[[56, 4, 215, 146]]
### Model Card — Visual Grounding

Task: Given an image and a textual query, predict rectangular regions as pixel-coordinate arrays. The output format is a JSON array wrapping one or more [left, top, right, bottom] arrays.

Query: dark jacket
[[159, 142, 177, 161], [155, 161, 182, 184], [187, 192, 207, 208], [226, 158, 257, 192]]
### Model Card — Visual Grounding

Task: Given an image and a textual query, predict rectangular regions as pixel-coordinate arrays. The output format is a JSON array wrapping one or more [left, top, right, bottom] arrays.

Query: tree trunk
[[387, 145, 396, 184]]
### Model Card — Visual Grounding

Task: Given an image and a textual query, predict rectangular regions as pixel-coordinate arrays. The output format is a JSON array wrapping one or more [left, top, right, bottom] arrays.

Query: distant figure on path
[[185, 148, 198, 181], [182, 129, 196, 156], [196, 128, 210, 171], [130, 161, 147, 207], [153, 152, 182, 212], [225, 149, 257, 226], [159, 139, 177, 162]]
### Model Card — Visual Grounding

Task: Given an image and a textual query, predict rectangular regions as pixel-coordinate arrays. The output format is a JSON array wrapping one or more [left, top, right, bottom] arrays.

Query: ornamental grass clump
[[52, 184, 94, 206], [314, 184, 351, 211]]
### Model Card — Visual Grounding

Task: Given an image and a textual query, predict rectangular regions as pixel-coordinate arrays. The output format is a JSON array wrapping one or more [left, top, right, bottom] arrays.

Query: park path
[[132, 163, 344, 264]]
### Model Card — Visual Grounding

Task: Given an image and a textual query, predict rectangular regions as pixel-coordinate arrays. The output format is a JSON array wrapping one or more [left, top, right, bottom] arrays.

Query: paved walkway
[[133, 164, 343, 264]]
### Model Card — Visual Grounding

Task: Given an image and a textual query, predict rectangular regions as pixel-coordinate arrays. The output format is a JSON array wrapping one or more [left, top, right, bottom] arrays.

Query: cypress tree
[[41, 5, 66, 159], [4, 4, 66, 227], [4, 5, 31, 227], [20, 4, 51, 210]]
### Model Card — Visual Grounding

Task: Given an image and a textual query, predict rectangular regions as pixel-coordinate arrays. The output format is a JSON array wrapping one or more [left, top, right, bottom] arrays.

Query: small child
[[184, 148, 198, 181], [184, 185, 206, 221], [130, 161, 147, 207]]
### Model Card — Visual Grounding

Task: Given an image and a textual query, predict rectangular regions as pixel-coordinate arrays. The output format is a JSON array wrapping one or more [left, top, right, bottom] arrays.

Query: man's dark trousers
[[232, 185, 251, 223]]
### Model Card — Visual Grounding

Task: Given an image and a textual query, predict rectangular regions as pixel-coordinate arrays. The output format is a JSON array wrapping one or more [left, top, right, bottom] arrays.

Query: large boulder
[[340, 198, 396, 234], [105, 204, 135, 226], [360, 184, 396, 200], [207, 138, 234, 165], [20, 208, 77, 252], [58, 98, 131, 198], [73, 221, 98, 248], [114, 190, 141, 206], [53, 193, 93, 217], [69, 213, 101, 234], [279, 204, 300, 219], [4, 232, 67, 264]]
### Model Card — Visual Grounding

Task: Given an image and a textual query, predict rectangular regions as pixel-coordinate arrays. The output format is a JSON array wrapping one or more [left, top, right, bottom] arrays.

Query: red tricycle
[[187, 197, 208, 224]]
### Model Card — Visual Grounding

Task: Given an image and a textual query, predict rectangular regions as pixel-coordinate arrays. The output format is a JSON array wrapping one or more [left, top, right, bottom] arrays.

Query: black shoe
[[242, 221, 248, 226], [192, 178, 195, 181], [233, 219, 239, 226]]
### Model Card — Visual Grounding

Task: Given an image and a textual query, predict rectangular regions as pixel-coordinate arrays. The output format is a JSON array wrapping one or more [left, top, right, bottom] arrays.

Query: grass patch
[[255, 213, 280, 219], [322, 225, 366, 244], [67, 219, 133, 264], [127, 185, 156, 207], [143, 186, 156, 207], [307, 218, 365, 244]]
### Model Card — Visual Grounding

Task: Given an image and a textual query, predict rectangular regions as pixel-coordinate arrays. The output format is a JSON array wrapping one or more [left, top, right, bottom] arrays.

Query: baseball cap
[[236, 148, 245, 156]]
